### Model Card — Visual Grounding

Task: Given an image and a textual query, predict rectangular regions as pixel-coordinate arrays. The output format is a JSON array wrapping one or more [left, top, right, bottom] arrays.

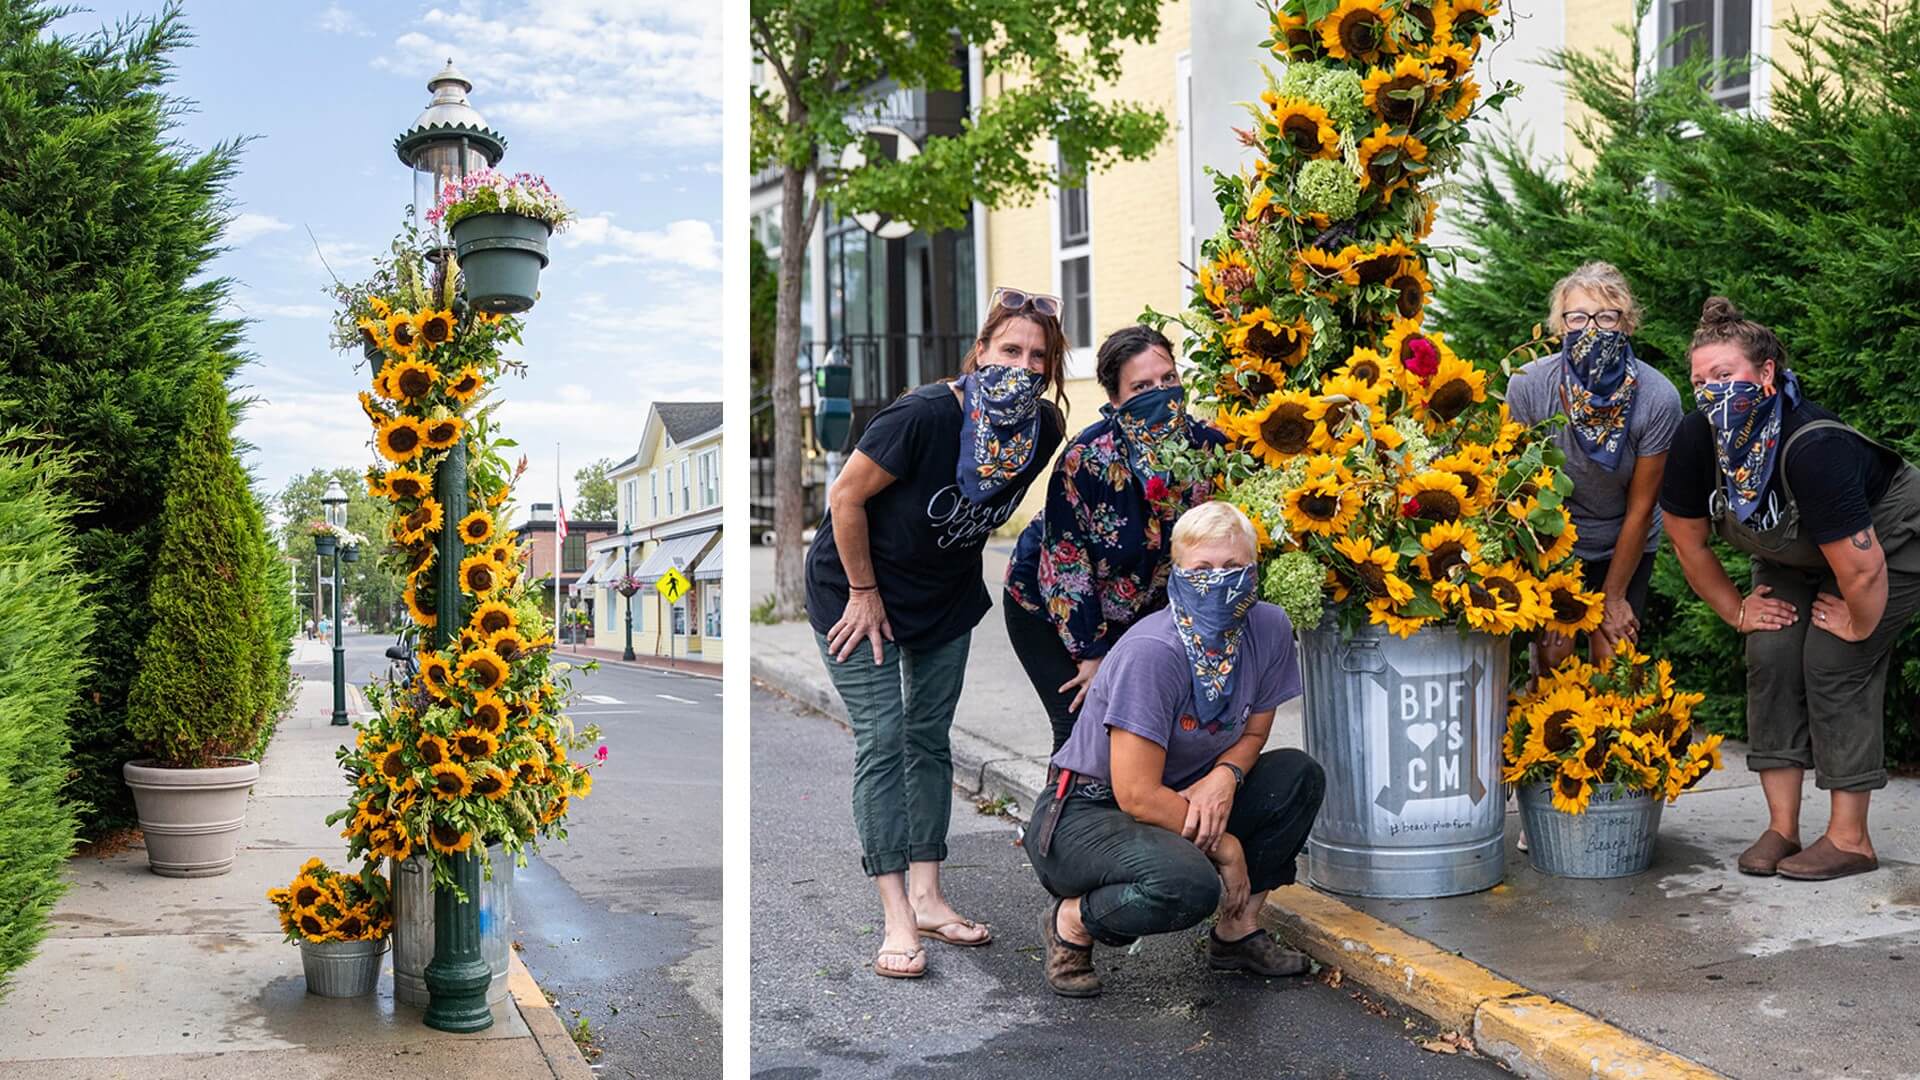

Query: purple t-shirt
[[1050, 602, 1302, 789]]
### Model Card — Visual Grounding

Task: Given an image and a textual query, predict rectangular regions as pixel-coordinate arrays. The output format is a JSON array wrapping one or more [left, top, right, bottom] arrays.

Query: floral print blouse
[[1004, 418, 1226, 659]]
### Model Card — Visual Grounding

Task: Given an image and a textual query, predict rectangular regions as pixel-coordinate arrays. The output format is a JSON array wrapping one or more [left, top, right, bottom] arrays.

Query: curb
[[753, 656, 1728, 1080], [507, 952, 596, 1079], [562, 651, 723, 681]]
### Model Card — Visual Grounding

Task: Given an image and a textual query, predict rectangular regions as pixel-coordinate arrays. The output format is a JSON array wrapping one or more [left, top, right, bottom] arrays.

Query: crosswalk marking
[[579, 694, 622, 705], [656, 693, 697, 704]]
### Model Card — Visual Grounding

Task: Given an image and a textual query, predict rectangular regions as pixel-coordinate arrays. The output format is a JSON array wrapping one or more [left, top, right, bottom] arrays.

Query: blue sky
[[56, 0, 722, 519]]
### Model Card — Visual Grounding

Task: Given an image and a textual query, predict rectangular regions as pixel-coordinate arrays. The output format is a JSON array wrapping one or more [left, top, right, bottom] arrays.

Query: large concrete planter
[[122, 758, 259, 877]]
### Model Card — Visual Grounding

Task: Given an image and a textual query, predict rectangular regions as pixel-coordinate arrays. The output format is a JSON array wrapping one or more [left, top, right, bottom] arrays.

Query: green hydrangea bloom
[[1279, 63, 1370, 133], [1294, 158, 1361, 222], [1262, 550, 1327, 630]]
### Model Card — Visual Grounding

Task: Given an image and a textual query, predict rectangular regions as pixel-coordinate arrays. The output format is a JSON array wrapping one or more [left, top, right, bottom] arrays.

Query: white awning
[[634, 530, 718, 584], [692, 538, 723, 582], [571, 549, 618, 592]]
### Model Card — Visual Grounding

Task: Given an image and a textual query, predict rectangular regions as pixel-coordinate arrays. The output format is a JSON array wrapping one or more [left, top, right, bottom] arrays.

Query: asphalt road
[[750, 686, 1510, 1080], [309, 632, 723, 1079]]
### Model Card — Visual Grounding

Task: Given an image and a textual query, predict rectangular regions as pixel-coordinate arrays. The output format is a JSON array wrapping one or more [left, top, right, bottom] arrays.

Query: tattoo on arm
[[1851, 529, 1875, 551]]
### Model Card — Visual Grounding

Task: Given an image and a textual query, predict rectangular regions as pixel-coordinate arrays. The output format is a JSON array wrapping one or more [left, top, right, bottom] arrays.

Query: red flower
[[1404, 336, 1441, 383], [1402, 497, 1421, 517], [1144, 476, 1170, 503]]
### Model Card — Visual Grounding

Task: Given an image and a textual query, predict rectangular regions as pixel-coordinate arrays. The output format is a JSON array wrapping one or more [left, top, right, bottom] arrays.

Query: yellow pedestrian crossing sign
[[656, 567, 691, 603]]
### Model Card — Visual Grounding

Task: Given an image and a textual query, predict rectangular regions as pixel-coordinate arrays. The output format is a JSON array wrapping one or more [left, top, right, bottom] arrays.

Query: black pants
[[1580, 550, 1657, 623], [1003, 596, 1085, 755], [1026, 749, 1326, 947]]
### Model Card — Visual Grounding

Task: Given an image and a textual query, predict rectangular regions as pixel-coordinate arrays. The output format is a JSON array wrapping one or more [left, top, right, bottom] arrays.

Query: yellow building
[[576, 402, 724, 664]]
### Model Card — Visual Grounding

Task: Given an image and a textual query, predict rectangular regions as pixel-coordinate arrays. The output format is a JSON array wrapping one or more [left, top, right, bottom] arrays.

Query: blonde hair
[[1547, 261, 1643, 335], [1171, 501, 1259, 564]]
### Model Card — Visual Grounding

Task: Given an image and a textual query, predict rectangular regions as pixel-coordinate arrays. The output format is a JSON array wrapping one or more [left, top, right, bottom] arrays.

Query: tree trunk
[[771, 157, 818, 621]]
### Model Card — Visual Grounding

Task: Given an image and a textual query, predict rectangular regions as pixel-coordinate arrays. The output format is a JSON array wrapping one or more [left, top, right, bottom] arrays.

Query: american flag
[[556, 489, 569, 542]]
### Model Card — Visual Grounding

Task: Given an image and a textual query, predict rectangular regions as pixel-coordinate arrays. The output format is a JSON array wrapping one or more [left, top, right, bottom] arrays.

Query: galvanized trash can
[[1300, 619, 1509, 898], [1516, 782, 1664, 878], [300, 938, 389, 998], [391, 846, 515, 1008]]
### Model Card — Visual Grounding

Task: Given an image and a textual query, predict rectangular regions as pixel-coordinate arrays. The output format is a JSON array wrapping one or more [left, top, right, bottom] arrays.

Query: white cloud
[[558, 215, 718, 271], [234, 388, 374, 491], [226, 213, 292, 246], [253, 303, 333, 320], [316, 4, 372, 36]]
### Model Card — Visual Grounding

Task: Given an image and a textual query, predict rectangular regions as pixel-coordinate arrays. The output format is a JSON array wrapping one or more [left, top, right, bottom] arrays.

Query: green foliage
[[572, 458, 617, 522], [749, 0, 1171, 232], [750, 234, 777, 395], [0, 2, 250, 830], [276, 468, 403, 633], [128, 371, 271, 768], [1433, 0, 1920, 756], [0, 439, 94, 1000]]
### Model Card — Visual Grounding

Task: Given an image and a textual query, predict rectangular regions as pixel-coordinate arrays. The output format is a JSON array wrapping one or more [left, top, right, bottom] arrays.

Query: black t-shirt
[[1659, 398, 1898, 544], [807, 382, 1065, 649]]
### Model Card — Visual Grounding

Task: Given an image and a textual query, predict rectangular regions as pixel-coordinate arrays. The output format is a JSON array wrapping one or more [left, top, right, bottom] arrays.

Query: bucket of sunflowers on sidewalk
[[1139, 0, 1720, 898]]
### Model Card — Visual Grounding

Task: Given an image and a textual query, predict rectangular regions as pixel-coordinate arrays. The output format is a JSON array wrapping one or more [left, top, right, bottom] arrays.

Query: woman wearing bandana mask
[[1026, 502, 1324, 997], [1661, 298, 1920, 881], [1004, 325, 1229, 755], [1507, 262, 1684, 667], [805, 289, 1066, 979]]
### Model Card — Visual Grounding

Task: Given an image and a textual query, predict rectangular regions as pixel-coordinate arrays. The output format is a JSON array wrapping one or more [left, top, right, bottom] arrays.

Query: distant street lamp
[[623, 526, 637, 662], [321, 480, 349, 727]]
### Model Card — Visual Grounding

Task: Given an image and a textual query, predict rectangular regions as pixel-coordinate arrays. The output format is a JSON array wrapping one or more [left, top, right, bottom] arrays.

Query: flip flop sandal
[[872, 945, 927, 979], [919, 918, 993, 947]]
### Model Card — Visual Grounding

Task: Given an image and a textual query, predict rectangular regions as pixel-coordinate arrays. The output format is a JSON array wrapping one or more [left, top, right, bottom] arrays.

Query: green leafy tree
[[573, 458, 618, 522], [276, 468, 403, 633], [751, 0, 1172, 618], [1435, 0, 1920, 757], [127, 370, 272, 768], [0, 439, 94, 999], [0, 2, 250, 830]]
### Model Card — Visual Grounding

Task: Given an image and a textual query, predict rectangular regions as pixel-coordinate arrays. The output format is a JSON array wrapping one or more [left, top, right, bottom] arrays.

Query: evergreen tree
[[0, 440, 94, 998], [127, 369, 266, 768], [0, 2, 248, 826], [1435, 0, 1920, 755]]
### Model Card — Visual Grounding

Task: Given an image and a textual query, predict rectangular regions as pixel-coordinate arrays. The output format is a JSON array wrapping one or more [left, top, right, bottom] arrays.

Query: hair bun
[[1700, 296, 1743, 326]]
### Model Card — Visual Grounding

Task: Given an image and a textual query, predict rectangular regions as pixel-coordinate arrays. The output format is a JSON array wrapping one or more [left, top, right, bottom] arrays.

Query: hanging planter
[[341, 543, 361, 564], [429, 170, 573, 315]]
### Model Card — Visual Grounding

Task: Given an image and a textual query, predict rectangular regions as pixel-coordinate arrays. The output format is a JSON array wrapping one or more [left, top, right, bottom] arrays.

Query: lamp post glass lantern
[[321, 480, 349, 727], [394, 59, 506, 243]]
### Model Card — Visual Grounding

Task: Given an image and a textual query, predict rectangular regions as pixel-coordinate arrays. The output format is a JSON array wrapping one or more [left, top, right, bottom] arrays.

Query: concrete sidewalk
[[0, 672, 590, 1079], [750, 542, 1920, 1079]]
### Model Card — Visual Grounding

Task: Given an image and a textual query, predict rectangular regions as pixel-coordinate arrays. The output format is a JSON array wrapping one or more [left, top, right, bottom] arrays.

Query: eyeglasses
[[1563, 309, 1624, 331], [991, 287, 1062, 320]]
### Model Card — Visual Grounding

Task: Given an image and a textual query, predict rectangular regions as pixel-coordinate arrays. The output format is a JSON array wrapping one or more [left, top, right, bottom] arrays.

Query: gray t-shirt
[[1507, 353, 1683, 562], [1050, 603, 1302, 790]]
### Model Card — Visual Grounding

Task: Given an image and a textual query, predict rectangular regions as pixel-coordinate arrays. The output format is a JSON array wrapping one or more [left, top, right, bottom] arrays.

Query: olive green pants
[[1745, 559, 1920, 791]]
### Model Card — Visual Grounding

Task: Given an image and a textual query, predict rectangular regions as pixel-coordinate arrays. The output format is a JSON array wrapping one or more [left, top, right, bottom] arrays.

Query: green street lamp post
[[623, 527, 637, 661], [395, 58, 505, 1036], [322, 480, 350, 727]]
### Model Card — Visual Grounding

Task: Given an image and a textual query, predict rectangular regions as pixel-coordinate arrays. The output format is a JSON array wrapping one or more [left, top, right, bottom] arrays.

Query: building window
[[622, 479, 637, 527], [1661, 0, 1752, 109], [671, 600, 687, 635], [699, 448, 719, 507], [650, 471, 659, 519], [705, 582, 722, 637], [666, 467, 675, 516], [681, 459, 691, 510], [561, 532, 586, 573], [1056, 147, 1093, 350]]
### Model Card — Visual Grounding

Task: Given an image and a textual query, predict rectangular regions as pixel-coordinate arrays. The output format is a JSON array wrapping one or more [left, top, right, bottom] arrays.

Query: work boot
[[1041, 899, 1101, 998], [1208, 928, 1312, 977]]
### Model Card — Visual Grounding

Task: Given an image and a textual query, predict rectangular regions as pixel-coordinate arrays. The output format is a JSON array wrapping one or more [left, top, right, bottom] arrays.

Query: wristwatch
[[1216, 761, 1245, 789]]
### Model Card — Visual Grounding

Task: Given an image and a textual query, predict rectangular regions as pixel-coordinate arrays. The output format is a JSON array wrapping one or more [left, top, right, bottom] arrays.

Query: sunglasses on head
[[991, 287, 1062, 320]]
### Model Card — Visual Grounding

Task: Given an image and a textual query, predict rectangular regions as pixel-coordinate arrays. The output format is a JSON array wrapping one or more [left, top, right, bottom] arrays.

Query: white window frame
[[1176, 50, 1196, 297], [671, 598, 688, 636], [650, 471, 659, 520], [699, 448, 719, 507], [1641, 0, 1770, 118], [1050, 140, 1096, 381], [681, 458, 692, 510], [704, 581, 722, 637]]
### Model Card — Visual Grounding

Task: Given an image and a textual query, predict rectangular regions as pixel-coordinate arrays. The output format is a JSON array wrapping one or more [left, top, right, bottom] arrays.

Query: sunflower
[[1342, 239, 1417, 288], [1229, 308, 1313, 367], [469, 691, 509, 733], [364, 468, 388, 500], [540, 795, 571, 826], [1356, 125, 1429, 202], [1221, 351, 1289, 404], [1539, 570, 1605, 635], [397, 498, 445, 545], [1271, 5, 1319, 54], [357, 317, 388, 352], [402, 582, 437, 627], [1398, 470, 1470, 523], [1244, 182, 1276, 222], [1550, 769, 1594, 814], [472, 599, 519, 637], [1478, 560, 1548, 632], [357, 390, 393, 427], [421, 416, 465, 451], [445, 365, 486, 405], [1269, 97, 1339, 159], [1412, 354, 1488, 429], [376, 742, 411, 784], [1386, 259, 1430, 320], [1444, 75, 1481, 122], [1521, 685, 1597, 762], [1429, 448, 1495, 512], [1322, 0, 1389, 61], [487, 540, 518, 566], [384, 312, 421, 356], [459, 553, 505, 597], [1415, 520, 1478, 581], [1528, 513, 1577, 570], [387, 359, 438, 403], [375, 417, 428, 463], [1503, 719, 1543, 782], [1368, 596, 1431, 638], [457, 509, 496, 546], [1362, 55, 1437, 125], [420, 652, 456, 700], [416, 309, 455, 347], [572, 769, 595, 798], [471, 766, 514, 801], [1307, 388, 1373, 455], [384, 467, 432, 502], [488, 626, 530, 662], [289, 873, 326, 911], [1201, 247, 1255, 309], [1335, 347, 1401, 391], [1427, 37, 1474, 80], [452, 727, 500, 761], [1240, 389, 1322, 466], [427, 761, 472, 800], [1334, 535, 1415, 605], [1292, 246, 1360, 291], [457, 646, 509, 691], [1399, 0, 1455, 47], [1449, 0, 1498, 41], [1284, 478, 1361, 537], [428, 819, 475, 854]]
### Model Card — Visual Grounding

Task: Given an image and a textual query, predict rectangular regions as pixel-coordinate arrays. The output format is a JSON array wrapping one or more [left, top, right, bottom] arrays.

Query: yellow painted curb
[[1261, 886, 1727, 1079], [508, 952, 596, 1080]]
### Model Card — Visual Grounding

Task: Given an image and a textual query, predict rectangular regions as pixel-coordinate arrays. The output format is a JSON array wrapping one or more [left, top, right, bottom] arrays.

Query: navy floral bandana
[[1167, 564, 1258, 732], [955, 364, 1047, 502], [1104, 385, 1192, 486], [1559, 328, 1639, 472], [1696, 371, 1803, 524]]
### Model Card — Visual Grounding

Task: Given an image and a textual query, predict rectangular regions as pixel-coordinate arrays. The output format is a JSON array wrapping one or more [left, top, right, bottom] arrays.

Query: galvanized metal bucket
[[1300, 618, 1509, 898], [1517, 781, 1664, 878], [390, 846, 514, 1008], [300, 938, 389, 998]]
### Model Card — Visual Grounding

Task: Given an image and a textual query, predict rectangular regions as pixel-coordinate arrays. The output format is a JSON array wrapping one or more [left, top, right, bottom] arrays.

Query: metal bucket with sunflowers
[[267, 858, 393, 998]]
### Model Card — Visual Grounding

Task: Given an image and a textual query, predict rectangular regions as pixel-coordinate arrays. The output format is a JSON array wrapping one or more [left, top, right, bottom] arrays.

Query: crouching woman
[[1025, 501, 1325, 997]]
